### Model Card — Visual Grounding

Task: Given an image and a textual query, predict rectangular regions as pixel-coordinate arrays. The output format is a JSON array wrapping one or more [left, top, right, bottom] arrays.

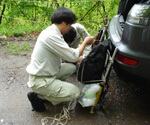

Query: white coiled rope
[[41, 99, 77, 125]]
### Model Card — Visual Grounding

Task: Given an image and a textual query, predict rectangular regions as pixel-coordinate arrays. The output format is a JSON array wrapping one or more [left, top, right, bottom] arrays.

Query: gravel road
[[0, 37, 150, 125]]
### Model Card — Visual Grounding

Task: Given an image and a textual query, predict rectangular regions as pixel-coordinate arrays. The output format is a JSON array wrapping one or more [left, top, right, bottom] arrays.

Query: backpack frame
[[77, 25, 118, 113]]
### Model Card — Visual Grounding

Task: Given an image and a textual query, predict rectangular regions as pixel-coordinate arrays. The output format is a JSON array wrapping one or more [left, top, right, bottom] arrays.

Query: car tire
[[113, 62, 146, 83]]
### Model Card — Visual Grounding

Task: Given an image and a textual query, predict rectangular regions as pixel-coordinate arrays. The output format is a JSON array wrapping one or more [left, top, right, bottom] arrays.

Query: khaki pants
[[29, 63, 80, 105]]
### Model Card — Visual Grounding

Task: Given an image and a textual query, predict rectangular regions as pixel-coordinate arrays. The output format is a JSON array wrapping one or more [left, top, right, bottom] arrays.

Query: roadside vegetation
[[0, 0, 119, 55]]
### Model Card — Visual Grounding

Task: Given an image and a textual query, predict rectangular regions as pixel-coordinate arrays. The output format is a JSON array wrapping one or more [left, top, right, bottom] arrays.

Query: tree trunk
[[54, 0, 59, 8], [0, 4, 6, 24]]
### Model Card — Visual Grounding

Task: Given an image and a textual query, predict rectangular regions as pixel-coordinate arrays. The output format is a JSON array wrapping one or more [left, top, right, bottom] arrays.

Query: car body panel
[[108, 2, 150, 80]]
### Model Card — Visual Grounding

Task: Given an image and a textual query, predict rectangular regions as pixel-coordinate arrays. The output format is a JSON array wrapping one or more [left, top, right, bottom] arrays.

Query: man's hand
[[77, 55, 85, 62], [84, 36, 95, 45]]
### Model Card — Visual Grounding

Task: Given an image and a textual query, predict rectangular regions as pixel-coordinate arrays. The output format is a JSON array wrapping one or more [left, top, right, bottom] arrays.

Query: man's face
[[62, 22, 71, 35]]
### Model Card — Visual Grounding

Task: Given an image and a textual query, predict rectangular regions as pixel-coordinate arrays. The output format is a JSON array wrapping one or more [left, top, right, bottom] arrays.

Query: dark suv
[[108, 0, 150, 81]]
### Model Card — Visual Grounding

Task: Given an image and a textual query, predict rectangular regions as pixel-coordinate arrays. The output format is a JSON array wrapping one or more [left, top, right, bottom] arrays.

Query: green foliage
[[0, 0, 120, 56], [0, 19, 48, 37], [0, 0, 120, 36]]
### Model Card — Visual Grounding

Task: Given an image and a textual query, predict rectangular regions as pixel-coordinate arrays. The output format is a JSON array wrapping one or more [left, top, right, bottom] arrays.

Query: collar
[[51, 24, 63, 38]]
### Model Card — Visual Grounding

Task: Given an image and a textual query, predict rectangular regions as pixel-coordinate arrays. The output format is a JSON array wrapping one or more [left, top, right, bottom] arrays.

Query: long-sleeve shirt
[[26, 24, 79, 77]]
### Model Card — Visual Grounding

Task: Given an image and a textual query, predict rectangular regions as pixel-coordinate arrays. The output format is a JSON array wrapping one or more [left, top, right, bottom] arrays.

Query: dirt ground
[[0, 37, 150, 125]]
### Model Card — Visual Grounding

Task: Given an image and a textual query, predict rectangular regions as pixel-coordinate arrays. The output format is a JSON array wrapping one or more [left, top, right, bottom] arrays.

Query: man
[[63, 23, 91, 56], [26, 7, 95, 112]]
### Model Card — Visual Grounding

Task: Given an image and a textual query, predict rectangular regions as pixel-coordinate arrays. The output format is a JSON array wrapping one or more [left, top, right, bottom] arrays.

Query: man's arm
[[78, 36, 95, 56]]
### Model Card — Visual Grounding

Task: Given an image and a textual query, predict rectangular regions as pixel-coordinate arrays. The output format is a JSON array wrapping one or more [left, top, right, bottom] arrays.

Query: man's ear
[[62, 21, 66, 25]]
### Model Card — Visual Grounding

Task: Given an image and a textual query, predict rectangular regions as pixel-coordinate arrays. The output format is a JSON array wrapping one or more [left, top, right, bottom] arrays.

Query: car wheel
[[113, 62, 145, 83]]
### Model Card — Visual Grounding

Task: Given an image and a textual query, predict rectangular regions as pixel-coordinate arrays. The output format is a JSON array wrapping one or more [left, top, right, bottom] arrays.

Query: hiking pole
[[100, 24, 109, 42]]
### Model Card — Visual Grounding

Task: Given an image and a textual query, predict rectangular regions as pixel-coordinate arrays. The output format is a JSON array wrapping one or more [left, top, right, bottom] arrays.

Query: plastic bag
[[78, 83, 101, 107]]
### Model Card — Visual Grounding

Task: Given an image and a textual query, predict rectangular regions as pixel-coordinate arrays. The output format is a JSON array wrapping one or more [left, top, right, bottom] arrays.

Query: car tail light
[[116, 53, 138, 66]]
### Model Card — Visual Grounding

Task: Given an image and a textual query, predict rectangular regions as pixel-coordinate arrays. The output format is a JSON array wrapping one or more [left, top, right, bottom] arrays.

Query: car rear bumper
[[108, 15, 150, 80]]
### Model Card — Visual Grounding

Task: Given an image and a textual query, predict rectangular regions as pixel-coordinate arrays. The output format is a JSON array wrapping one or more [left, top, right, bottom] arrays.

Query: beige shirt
[[69, 23, 90, 48], [26, 24, 79, 77]]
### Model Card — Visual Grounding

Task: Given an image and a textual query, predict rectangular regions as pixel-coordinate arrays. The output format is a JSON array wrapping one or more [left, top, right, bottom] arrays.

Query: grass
[[0, 19, 100, 37], [0, 20, 43, 55], [0, 20, 48, 37], [5, 41, 31, 55], [0, 19, 100, 55]]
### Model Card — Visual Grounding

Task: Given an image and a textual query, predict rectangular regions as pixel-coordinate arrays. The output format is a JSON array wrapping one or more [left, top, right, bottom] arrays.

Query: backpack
[[77, 39, 110, 83]]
